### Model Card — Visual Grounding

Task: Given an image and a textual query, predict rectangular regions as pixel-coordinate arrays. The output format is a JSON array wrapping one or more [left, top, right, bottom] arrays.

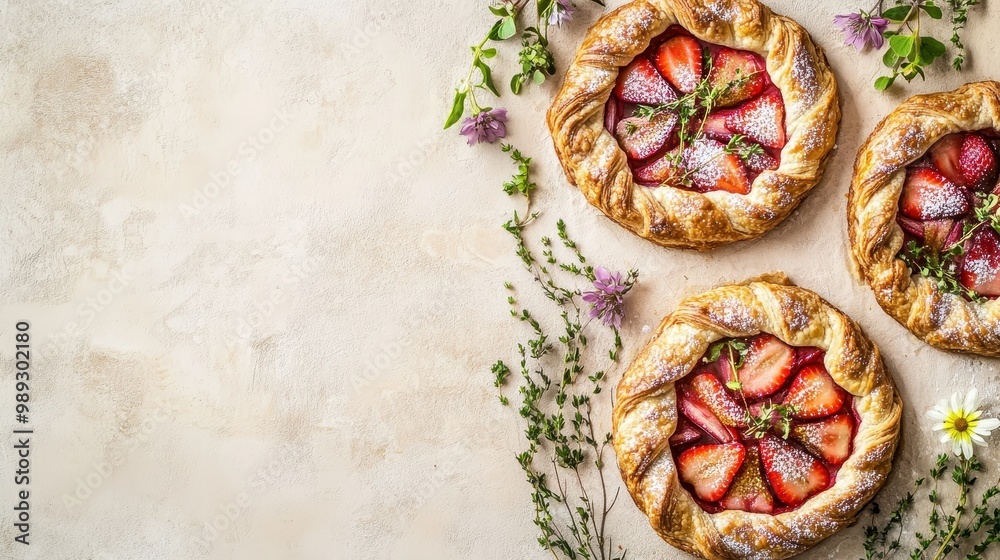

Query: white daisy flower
[[927, 388, 1000, 459]]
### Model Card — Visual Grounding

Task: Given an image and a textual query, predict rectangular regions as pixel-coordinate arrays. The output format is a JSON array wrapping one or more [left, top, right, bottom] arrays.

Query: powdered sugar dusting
[[684, 137, 728, 187]]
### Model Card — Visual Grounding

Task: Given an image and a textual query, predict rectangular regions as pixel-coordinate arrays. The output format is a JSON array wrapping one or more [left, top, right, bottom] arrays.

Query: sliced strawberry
[[687, 372, 747, 428], [683, 138, 751, 194], [614, 58, 679, 105], [677, 442, 745, 502], [790, 413, 854, 466], [793, 347, 824, 369], [783, 364, 848, 419], [900, 168, 970, 220], [958, 133, 998, 187], [615, 112, 679, 160], [725, 88, 786, 149], [633, 153, 681, 186], [923, 219, 956, 253], [720, 446, 775, 513], [896, 215, 925, 238], [603, 96, 621, 134], [670, 417, 704, 446], [960, 226, 1000, 297], [700, 110, 735, 141], [743, 147, 779, 174], [739, 334, 795, 398], [709, 47, 768, 107], [944, 219, 967, 250], [653, 36, 703, 94], [678, 391, 735, 443], [759, 435, 830, 507], [930, 133, 966, 186]]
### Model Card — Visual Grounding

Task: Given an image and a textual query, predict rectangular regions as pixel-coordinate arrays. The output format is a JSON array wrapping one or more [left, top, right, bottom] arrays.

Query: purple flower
[[833, 11, 889, 51], [548, 0, 575, 26], [459, 108, 508, 145], [582, 266, 629, 328]]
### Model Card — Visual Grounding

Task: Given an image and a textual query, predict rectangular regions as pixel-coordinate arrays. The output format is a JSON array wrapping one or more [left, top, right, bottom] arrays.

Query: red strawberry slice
[[677, 442, 745, 502], [742, 147, 779, 174], [725, 88, 786, 149], [604, 96, 621, 134], [614, 58, 679, 105], [700, 110, 735, 141], [683, 138, 751, 194], [720, 446, 775, 513], [678, 391, 736, 443], [687, 372, 747, 428], [709, 47, 768, 108], [759, 434, 830, 506], [738, 334, 795, 398], [633, 153, 681, 186], [923, 219, 956, 253], [653, 36, 703, 94], [896, 215, 925, 238], [958, 133, 998, 187], [615, 112, 679, 160], [900, 168, 970, 220], [670, 417, 704, 446], [930, 133, 966, 186], [793, 347, 824, 369], [783, 364, 848, 419], [790, 413, 854, 466], [960, 226, 1000, 297]]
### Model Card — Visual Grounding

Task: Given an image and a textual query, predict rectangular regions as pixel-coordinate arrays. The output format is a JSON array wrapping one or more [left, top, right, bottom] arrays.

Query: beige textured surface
[[0, 0, 999, 558]]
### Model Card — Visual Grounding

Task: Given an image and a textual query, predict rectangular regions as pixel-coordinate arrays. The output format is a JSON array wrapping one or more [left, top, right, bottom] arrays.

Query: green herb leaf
[[875, 75, 896, 91], [498, 17, 517, 40], [476, 59, 500, 96], [919, 36, 947, 63], [890, 33, 916, 58], [922, 2, 943, 19], [882, 5, 913, 20], [443, 89, 467, 129], [481, 47, 497, 59]]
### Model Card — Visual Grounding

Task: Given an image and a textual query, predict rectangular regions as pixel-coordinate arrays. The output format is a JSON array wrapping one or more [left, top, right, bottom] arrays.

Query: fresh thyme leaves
[[511, 29, 555, 94], [898, 194, 1000, 302], [501, 144, 538, 198], [703, 339, 748, 390], [495, 146, 633, 560], [744, 403, 798, 440], [726, 134, 765, 162], [947, 0, 979, 70], [622, 121, 638, 136], [862, 395, 1000, 560], [864, 490, 915, 560]]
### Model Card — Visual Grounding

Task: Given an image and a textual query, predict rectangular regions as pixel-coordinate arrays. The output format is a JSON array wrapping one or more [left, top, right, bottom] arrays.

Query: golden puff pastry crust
[[612, 275, 901, 559], [848, 81, 1000, 357], [546, 0, 840, 251]]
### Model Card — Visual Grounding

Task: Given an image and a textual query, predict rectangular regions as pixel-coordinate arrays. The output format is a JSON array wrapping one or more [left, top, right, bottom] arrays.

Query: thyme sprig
[[745, 403, 798, 440], [899, 194, 1000, 302], [946, 0, 979, 70], [495, 146, 632, 560], [863, 454, 1000, 559]]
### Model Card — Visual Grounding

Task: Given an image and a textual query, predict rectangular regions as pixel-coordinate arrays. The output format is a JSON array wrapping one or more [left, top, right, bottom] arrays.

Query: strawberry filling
[[605, 26, 786, 195], [671, 334, 859, 515], [895, 130, 1000, 300]]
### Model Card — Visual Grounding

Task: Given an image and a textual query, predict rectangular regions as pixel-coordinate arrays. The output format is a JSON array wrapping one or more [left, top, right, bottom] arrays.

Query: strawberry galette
[[613, 277, 901, 559], [849, 82, 1000, 356], [547, 0, 840, 250]]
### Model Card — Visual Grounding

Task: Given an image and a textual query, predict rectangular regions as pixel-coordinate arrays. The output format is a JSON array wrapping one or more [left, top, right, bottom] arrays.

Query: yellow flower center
[[954, 417, 969, 432]]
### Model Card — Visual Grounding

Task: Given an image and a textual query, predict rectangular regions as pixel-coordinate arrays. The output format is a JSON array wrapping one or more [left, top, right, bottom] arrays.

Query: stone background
[[1, 0, 1000, 558]]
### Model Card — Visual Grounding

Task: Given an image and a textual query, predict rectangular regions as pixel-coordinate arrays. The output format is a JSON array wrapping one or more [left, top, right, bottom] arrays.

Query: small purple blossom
[[582, 266, 630, 329], [459, 107, 508, 145], [548, 0, 575, 26], [833, 11, 889, 51]]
